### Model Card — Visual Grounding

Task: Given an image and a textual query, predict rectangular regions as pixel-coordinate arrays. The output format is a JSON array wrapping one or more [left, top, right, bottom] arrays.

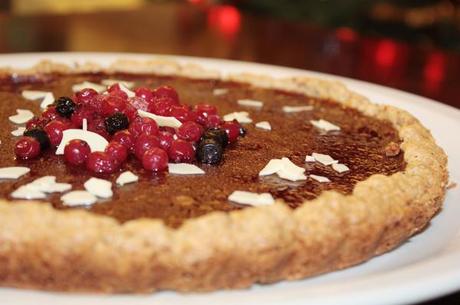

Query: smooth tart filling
[[0, 73, 405, 228]]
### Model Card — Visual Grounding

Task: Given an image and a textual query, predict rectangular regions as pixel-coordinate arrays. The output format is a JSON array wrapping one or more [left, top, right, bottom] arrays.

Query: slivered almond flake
[[310, 119, 340, 132], [21, 90, 48, 100], [213, 88, 228, 96], [11, 126, 25, 137], [61, 191, 97, 206], [9, 109, 34, 124], [40, 92, 55, 109], [25, 176, 71, 193], [237, 99, 263, 108], [0, 167, 30, 179], [72, 81, 106, 93], [138, 110, 182, 128], [11, 186, 46, 200], [259, 157, 306, 182], [282, 105, 313, 113], [223, 111, 253, 124], [116, 171, 139, 186], [84, 177, 113, 199], [255, 121, 271, 131], [311, 153, 338, 166], [332, 163, 350, 173], [305, 155, 315, 162], [118, 83, 135, 98], [168, 163, 204, 175], [310, 174, 331, 183], [228, 191, 274, 206]]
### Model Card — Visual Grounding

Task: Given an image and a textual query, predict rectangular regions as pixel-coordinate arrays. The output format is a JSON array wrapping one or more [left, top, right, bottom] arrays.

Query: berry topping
[[169, 139, 195, 163], [15, 136, 41, 159], [194, 104, 217, 125], [196, 138, 223, 165], [104, 112, 129, 135], [88, 117, 111, 140], [201, 128, 228, 148], [75, 88, 98, 106], [205, 114, 222, 128], [101, 95, 126, 117], [129, 117, 159, 138], [112, 130, 135, 152], [150, 98, 173, 116], [169, 105, 191, 123], [152, 85, 179, 104], [239, 126, 247, 137], [128, 96, 150, 112], [42, 106, 59, 121], [134, 87, 154, 103], [177, 121, 203, 142], [134, 134, 160, 160], [142, 147, 169, 171], [71, 106, 93, 128], [86, 151, 120, 174], [158, 131, 174, 151], [26, 117, 47, 130], [105, 141, 128, 163], [23, 128, 50, 150], [221, 121, 240, 143], [55, 96, 76, 118], [44, 120, 72, 147], [64, 139, 91, 166]]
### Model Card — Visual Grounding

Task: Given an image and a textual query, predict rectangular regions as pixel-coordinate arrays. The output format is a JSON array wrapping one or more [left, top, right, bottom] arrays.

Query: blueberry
[[104, 112, 129, 135], [201, 128, 228, 148], [23, 128, 50, 150], [196, 138, 223, 165], [55, 96, 76, 118]]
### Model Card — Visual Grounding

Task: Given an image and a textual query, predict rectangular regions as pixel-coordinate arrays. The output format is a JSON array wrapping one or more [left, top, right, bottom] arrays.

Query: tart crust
[[0, 59, 448, 293]]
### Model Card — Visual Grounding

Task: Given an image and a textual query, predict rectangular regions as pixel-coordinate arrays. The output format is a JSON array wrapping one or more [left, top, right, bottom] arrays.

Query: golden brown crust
[[0, 59, 449, 293]]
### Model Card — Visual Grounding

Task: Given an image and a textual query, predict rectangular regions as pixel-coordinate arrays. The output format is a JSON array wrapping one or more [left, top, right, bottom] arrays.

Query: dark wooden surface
[[0, 3, 459, 304]]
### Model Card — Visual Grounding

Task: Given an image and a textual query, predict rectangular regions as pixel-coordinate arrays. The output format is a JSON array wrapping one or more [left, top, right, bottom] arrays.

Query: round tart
[[0, 59, 448, 293]]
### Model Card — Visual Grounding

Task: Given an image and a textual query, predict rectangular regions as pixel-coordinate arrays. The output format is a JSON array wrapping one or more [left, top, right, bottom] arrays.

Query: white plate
[[0, 53, 459, 305]]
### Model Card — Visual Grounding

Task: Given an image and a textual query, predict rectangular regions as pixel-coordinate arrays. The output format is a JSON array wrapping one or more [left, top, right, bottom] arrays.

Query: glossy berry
[[44, 120, 72, 147], [128, 96, 149, 112], [71, 106, 93, 128], [101, 95, 125, 117], [86, 151, 119, 174], [177, 121, 203, 142], [150, 98, 173, 116], [107, 84, 128, 100], [15, 136, 41, 159], [42, 106, 59, 121], [88, 117, 111, 140], [142, 147, 169, 171], [205, 114, 222, 128], [196, 139, 223, 164], [75, 88, 98, 106], [64, 139, 90, 166], [169, 105, 191, 123], [194, 103, 218, 125], [158, 131, 174, 151], [128, 117, 159, 138], [201, 128, 228, 148], [134, 134, 160, 160], [221, 121, 240, 143], [55, 96, 76, 118], [122, 103, 138, 122], [23, 128, 50, 150], [105, 141, 128, 163], [26, 117, 47, 130], [169, 139, 195, 163], [152, 85, 179, 104], [104, 112, 129, 135], [112, 130, 135, 152], [134, 87, 154, 103]]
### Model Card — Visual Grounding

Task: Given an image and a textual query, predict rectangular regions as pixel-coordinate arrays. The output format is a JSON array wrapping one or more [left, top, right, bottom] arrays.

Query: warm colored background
[[0, 1, 459, 303]]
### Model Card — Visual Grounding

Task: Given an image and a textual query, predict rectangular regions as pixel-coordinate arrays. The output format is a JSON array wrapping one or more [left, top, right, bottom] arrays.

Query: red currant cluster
[[15, 83, 244, 173]]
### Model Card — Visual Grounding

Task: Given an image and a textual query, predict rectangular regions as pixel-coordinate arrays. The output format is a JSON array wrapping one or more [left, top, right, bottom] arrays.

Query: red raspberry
[[150, 98, 174, 116], [128, 117, 159, 138], [169, 139, 195, 163], [177, 121, 203, 142], [107, 83, 128, 100], [42, 106, 59, 121], [169, 105, 191, 123], [205, 114, 222, 128], [88, 95, 105, 114], [26, 117, 48, 130], [71, 106, 93, 128], [112, 130, 135, 152], [134, 87, 154, 103], [75, 88, 98, 106], [152, 85, 179, 105], [127, 96, 149, 111], [88, 117, 111, 140], [122, 103, 138, 122], [101, 95, 126, 117], [142, 147, 169, 171], [134, 134, 160, 160], [44, 120, 72, 147], [15, 136, 41, 159], [158, 131, 174, 151], [222, 120, 240, 143], [64, 139, 90, 166], [194, 104, 217, 125], [105, 141, 128, 163], [86, 151, 120, 174]]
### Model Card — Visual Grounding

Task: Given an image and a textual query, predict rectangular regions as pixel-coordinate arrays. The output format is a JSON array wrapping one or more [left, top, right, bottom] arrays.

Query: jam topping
[[0, 72, 405, 227]]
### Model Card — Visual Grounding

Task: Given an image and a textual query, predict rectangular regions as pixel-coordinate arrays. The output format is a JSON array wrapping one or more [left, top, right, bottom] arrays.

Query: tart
[[0, 59, 448, 293]]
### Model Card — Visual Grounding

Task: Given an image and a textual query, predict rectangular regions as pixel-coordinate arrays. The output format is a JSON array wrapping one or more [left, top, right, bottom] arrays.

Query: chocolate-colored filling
[[0, 73, 405, 227]]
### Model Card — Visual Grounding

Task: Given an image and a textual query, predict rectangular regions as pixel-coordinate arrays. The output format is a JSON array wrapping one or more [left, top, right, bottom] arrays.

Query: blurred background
[[0, 0, 459, 109]]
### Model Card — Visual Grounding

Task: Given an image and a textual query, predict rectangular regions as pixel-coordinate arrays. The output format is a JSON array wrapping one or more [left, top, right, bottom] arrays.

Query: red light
[[424, 52, 445, 84], [336, 27, 357, 42], [207, 5, 241, 38], [375, 39, 397, 68]]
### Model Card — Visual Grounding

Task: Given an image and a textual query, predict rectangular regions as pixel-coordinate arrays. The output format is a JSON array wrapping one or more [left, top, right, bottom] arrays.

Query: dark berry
[[177, 121, 203, 142], [104, 112, 129, 135], [23, 128, 50, 150], [64, 139, 90, 166], [105, 141, 128, 163], [86, 151, 120, 174], [169, 139, 195, 163], [196, 139, 223, 165], [128, 117, 159, 138], [44, 120, 72, 147], [221, 121, 240, 143], [134, 134, 160, 160], [158, 131, 174, 151], [239, 126, 247, 137], [202, 128, 228, 148], [15, 136, 41, 159], [142, 147, 169, 171], [112, 130, 135, 152], [55, 96, 76, 118]]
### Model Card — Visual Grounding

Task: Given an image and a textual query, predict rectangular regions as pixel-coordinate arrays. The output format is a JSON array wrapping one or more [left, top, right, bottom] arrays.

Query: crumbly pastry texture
[[0, 59, 449, 293]]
